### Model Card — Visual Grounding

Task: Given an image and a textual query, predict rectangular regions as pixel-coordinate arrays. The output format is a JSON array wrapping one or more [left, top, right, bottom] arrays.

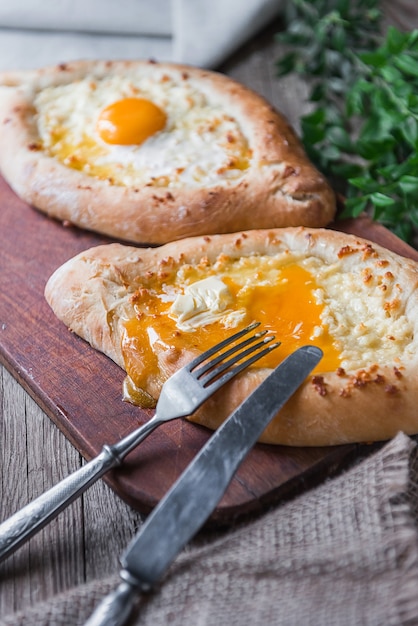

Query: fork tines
[[189, 323, 280, 390]]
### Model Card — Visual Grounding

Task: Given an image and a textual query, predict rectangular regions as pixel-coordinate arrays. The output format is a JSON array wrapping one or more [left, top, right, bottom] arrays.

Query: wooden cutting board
[[1, 176, 417, 523]]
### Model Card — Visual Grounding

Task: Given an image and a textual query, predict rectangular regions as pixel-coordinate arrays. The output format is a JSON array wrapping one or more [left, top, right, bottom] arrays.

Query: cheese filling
[[120, 249, 414, 407], [34, 72, 251, 188], [120, 256, 342, 406]]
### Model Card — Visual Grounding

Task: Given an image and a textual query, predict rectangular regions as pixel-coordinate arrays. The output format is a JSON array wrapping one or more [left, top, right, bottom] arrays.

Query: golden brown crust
[[0, 59, 335, 244], [45, 227, 418, 447]]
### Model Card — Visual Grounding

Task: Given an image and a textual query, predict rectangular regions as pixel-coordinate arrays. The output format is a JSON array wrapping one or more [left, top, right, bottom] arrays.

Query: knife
[[85, 345, 323, 626]]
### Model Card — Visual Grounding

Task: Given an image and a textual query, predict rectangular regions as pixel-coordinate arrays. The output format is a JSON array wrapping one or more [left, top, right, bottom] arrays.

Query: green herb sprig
[[276, 0, 418, 243]]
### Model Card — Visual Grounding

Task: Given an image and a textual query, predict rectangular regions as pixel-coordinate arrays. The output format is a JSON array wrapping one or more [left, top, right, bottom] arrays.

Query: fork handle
[[0, 416, 160, 564], [0, 447, 117, 563]]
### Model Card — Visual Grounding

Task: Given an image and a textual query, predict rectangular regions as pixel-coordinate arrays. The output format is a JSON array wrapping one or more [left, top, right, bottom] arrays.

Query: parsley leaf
[[276, 0, 418, 243]]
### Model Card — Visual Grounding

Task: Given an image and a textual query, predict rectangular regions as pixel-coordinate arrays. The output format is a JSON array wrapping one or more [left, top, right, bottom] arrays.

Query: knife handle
[[84, 571, 140, 626], [84, 579, 138, 626]]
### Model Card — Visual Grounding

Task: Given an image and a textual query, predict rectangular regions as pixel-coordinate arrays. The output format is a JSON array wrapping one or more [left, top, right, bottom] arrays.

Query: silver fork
[[0, 322, 279, 564]]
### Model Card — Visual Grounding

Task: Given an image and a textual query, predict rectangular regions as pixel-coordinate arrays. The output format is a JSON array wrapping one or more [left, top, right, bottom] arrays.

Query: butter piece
[[169, 276, 234, 331]]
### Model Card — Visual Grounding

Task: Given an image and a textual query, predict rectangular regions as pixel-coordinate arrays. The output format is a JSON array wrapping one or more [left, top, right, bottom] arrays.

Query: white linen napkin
[[0, 0, 283, 71], [0, 1, 173, 35]]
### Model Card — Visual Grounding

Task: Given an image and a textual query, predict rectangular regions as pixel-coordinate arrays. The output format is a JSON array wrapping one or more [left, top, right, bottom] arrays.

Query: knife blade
[[85, 345, 323, 626]]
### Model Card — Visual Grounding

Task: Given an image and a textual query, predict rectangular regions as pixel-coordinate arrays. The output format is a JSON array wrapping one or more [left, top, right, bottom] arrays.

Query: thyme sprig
[[276, 0, 418, 243]]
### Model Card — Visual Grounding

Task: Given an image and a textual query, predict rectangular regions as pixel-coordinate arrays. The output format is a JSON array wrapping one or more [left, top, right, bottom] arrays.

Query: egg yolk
[[96, 97, 167, 145], [121, 263, 341, 407]]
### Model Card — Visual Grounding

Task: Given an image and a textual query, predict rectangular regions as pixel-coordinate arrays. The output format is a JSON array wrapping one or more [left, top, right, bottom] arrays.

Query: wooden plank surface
[[1, 13, 418, 619]]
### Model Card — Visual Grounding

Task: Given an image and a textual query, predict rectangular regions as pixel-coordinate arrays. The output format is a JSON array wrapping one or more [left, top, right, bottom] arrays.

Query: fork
[[0, 322, 279, 564]]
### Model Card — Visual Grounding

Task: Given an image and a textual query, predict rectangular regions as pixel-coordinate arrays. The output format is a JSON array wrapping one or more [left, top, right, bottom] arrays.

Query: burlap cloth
[[2, 431, 418, 625]]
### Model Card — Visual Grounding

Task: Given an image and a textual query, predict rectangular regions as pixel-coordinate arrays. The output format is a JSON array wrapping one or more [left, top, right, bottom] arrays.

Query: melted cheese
[[120, 248, 415, 406], [311, 262, 414, 369], [34, 71, 251, 188], [121, 256, 342, 404]]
